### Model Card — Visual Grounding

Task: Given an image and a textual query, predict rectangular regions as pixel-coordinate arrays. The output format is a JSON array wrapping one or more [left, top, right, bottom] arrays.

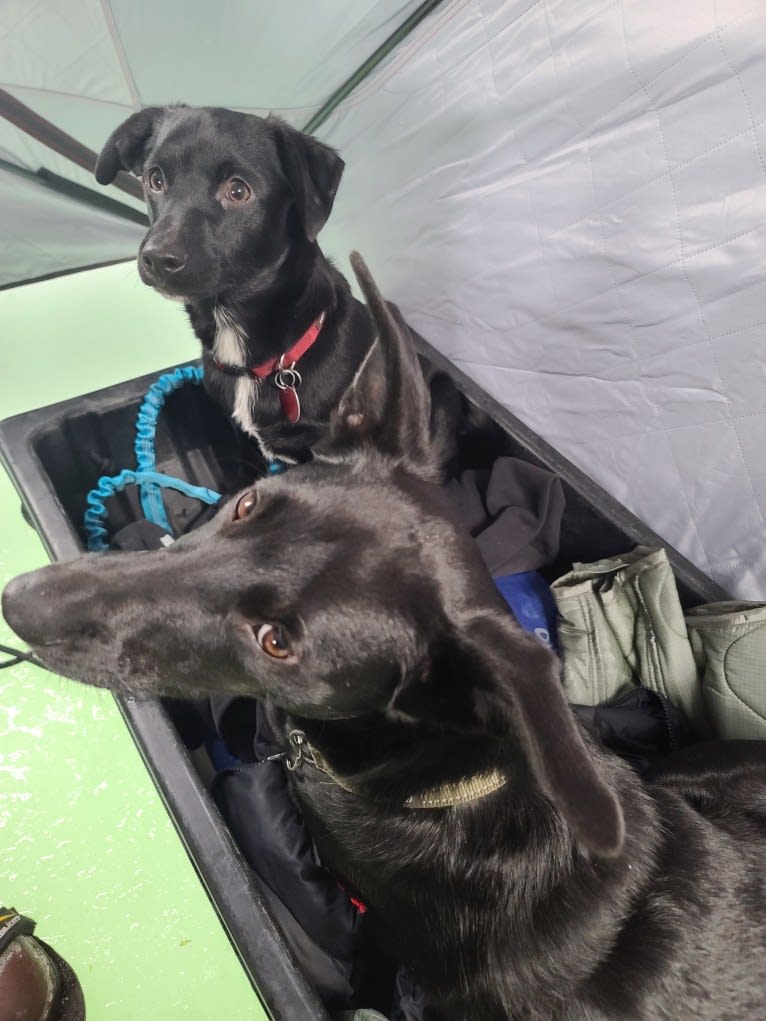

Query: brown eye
[[146, 167, 165, 193], [256, 624, 291, 659], [225, 177, 252, 204], [233, 490, 258, 521]]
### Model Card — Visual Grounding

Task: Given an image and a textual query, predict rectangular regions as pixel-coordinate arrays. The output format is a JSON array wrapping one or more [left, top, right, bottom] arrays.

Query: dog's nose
[[140, 239, 187, 276], [2, 566, 99, 648], [2, 571, 47, 645]]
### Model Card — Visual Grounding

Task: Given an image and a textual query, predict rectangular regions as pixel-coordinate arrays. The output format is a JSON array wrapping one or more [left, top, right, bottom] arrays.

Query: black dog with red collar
[[95, 105, 471, 471]]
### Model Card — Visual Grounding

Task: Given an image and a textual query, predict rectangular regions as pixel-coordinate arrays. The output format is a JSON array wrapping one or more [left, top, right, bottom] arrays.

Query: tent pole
[[302, 0, 446, 135], [0, 157, 147, 226], [0, 88, 143, 202]]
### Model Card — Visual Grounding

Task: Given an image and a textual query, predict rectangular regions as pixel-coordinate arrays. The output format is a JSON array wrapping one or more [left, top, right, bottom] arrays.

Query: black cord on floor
[[0, 642, 45, 670]]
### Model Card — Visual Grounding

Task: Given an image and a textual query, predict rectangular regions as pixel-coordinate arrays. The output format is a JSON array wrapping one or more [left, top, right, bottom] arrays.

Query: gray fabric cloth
[[686, 601, 766, 741], [444, 457, 564, 575]]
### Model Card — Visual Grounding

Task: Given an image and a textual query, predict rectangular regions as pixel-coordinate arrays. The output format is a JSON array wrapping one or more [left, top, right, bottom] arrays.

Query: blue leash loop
[[84, 469, 222, 552], [134, 365, 207, 531], [84, 365, 222, 551], [84, 364, 288, 552]]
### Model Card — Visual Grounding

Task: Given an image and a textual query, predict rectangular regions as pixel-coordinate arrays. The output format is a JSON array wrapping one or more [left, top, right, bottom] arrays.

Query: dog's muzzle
[[139, 237, 188, 287]]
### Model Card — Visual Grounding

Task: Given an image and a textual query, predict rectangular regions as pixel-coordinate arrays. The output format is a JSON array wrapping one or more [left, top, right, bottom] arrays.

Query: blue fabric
[[206, 737, 241, 772], [494, 571, 558, 652]]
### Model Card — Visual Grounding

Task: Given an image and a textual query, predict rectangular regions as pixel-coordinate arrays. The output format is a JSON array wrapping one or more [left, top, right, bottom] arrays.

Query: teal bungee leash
[[83, 365, 222, 551], [84, 468, 222, 552], [134, 364, 208, 530], [84, 363, 289, 551]]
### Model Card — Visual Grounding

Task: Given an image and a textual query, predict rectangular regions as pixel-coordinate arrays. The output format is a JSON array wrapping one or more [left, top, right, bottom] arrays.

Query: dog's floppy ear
[[269, 117, 344, 241], [393, 610, 625, 858], [317, 251, 439, 478], [95, 107, 166, 184]]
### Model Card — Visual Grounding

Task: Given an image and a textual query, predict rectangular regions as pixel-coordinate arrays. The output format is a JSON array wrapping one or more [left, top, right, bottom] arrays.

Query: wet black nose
[[140, 238, 187, 276], [1, 571, 46, 646], [2, 565, 100, 648]]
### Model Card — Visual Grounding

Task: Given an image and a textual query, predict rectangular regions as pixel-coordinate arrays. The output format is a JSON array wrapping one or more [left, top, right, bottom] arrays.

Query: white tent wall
[[317, 0, 766, 599], [1, 0, 765, 598]]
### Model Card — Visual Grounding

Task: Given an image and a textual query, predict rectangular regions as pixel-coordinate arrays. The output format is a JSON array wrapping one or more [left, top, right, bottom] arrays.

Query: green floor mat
[[0, 263, 268, 1020]]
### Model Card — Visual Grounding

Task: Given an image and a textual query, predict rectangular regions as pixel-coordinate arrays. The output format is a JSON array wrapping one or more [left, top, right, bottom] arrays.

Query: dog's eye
[[256, 624, 292, 660], [233, 490, 258, 521], [225, 177, 252, 204], [146, 167, 165, 193]]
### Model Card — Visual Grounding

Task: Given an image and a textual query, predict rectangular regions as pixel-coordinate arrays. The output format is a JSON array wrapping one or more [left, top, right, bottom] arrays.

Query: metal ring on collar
[[274, 366, 302, 390]]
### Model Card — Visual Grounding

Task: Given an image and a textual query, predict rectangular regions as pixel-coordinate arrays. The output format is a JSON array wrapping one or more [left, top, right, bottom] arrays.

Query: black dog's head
[[1, 460, 623, 856], [3, 460, 481, 711], [1, 257, 624, 858], [95, 106, 344, 301]]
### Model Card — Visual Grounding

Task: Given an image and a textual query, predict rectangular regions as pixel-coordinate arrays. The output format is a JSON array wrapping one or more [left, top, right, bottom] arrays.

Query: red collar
[[248, 311, 326, 380], [212, 311, 326, 424]]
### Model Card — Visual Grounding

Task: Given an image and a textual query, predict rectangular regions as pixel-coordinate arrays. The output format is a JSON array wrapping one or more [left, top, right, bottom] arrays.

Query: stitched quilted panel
[[319, 0, 766, 598]]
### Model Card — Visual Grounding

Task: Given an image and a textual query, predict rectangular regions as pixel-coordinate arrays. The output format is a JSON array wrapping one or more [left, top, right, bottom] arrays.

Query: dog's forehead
[[252, 470, 499, 626], [250, 472, 420, 542], [148, 107, 277, 169], [252, 466, 479, 587], [268, 462, 440, 530], [218, 467, 435, 565], [229, 475, 445, 612]]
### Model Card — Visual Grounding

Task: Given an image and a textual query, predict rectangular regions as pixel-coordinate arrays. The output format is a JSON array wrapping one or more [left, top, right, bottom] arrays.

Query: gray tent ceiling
[[0, 0, 431, 284], [2, 0, 766, 599]]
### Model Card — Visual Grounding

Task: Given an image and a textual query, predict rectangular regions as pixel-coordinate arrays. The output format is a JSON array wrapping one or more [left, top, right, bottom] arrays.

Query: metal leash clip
[[267, 729, 317, 772], [273, 356, 303, 423], [273, 356, 302, 392]]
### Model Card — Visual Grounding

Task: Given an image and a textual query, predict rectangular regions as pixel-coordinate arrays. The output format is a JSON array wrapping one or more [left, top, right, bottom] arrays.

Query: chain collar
[[270, 730, 507, 810]]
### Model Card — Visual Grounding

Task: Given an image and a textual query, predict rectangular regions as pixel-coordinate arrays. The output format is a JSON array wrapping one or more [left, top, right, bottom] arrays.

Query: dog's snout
[[140, 239, 187, 276], [2, 564, 103, 649], [2, 571, 51, 646]]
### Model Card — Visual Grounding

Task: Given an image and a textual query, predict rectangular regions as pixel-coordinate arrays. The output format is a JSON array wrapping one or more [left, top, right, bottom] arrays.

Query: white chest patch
[[212, 306, 293, 464], [212, 306, 247, 367]]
